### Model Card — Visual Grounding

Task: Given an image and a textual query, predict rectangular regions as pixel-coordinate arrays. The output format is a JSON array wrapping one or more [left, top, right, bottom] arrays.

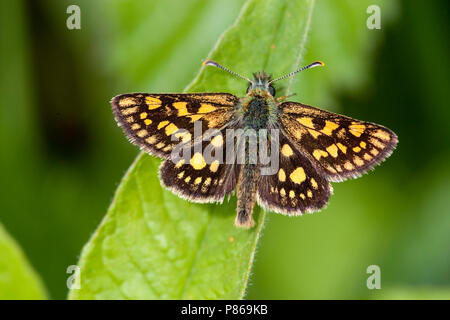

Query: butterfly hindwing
[[257, 132, 332, 215], [280, 102, 398, 182], [111, 93, 238, 158], [159, 127, 240, 203]]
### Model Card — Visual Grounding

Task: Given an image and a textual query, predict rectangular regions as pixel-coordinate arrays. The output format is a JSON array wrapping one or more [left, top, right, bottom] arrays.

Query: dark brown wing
[[159, 127, 240, 203], [111, 93, 238, 158], [257, 132, 332, 215], [280, 101, 398, 182]]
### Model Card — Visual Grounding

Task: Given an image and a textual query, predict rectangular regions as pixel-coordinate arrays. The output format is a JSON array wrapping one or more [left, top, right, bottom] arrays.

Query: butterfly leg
[[276, 93, 296, 102]]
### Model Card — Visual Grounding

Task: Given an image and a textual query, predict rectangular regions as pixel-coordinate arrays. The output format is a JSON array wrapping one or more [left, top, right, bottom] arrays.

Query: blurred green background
[[0, 0, 449, 299]]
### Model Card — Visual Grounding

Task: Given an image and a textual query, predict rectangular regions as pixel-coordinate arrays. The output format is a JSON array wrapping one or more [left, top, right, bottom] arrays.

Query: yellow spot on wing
[[307, 190, 313, 198], [369, 137, 385, 149], [281, 144, 294, 157], [297, 117, 314, 128], [353, 146, 361, 153], [289, 190, 295, 198], [190, 152, 206, 170], [280, 188, 286, 196], [177, 171, 184, 179], [313, 149, 328, 160], [158, 121, 169, 129], [353, 156, 364, 167], [363, 153, 373, 161], [211, 135, 223, 147], [336, 143, 347, 154], [144, 119, 152, 125], [188, 115, 203, 122], [278, 169, 286, 182], [163, 145, 172, 152], [131, 123, 140, 130], [172, 102, 190, 116], [360, 141, 367, 149], [165, 123, 179, 136], [122, 106, 138, 115], [326, 144, 339, 158], [140, 112, 148, 119], [337, 128, 346, 139], [372, 129, 391, 141], [175, 131, 191, 143], [118, 97, 136, 107], [310, 178, 318, 189], [175, 159, 185, 168], [198, 103, 217, 113], [344, 161, 355, 170], [308, 129, 321, 139], [326, 165, 337, 173], [290, 167, 306, 184], [145, 135, 157, 144], [184, 176, 191, 183], [136, 129, 148, 138], [210, 160, 219, 172], [349, 123, 366, 137], [321, 120, 339, 135], [194, 177, 202, 185], [146, 96, 162, 109]]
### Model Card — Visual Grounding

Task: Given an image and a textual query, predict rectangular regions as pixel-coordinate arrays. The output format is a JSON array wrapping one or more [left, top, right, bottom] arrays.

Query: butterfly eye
[[268, 85, 276, 96]]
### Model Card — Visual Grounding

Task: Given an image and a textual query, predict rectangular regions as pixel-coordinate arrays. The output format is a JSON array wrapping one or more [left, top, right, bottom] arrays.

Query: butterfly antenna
[[269, 61, 325, 84], [203, 60, 253, 84]]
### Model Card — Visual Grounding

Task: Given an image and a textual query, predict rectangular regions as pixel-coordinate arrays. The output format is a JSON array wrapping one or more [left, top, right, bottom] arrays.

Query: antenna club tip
[[202, 59, 215, 67], [318, 61, 325, 66]]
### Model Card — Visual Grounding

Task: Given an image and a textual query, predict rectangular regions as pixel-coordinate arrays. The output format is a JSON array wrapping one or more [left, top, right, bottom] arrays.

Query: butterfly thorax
[[241, 72, 277, 130], [242, 97, 269, 130]]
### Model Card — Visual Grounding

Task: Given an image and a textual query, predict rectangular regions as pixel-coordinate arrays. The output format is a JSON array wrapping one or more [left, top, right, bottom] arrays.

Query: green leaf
[[69, 0, 316, 300], [374, 287, 450, 300], [0, 222, 48, 299]]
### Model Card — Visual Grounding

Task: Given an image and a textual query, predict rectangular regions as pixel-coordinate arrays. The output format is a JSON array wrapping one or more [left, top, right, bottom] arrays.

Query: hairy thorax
[[240, 88, 276, 130]]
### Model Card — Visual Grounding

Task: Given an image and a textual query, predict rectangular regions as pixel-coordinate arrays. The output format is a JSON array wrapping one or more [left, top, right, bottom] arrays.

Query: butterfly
[[111, 60, 398, 228]]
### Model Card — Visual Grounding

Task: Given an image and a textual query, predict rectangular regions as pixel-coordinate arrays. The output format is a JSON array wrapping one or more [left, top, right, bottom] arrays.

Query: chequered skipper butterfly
[[111, 60, 398, 228]]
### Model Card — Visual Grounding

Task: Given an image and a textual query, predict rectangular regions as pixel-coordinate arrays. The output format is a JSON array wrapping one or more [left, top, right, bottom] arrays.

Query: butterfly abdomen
[[236, 162, 260, 228]]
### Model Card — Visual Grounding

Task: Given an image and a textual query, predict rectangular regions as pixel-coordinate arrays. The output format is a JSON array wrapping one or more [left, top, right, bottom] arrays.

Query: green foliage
[[69, 0, 316, 300], [377, 287, 450, 300], [0, 223, 47, 299]]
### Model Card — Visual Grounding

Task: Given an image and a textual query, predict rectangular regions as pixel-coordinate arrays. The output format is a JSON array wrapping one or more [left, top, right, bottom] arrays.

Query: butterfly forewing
[[111, 93, 238, 158], [280, 102, 398, 182], [257, 132, 332, 215]]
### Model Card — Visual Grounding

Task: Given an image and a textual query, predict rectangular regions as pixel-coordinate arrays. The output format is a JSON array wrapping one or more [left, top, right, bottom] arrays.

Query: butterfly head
[[244, 72, 275, 96], [202, 60, 324, 97]]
